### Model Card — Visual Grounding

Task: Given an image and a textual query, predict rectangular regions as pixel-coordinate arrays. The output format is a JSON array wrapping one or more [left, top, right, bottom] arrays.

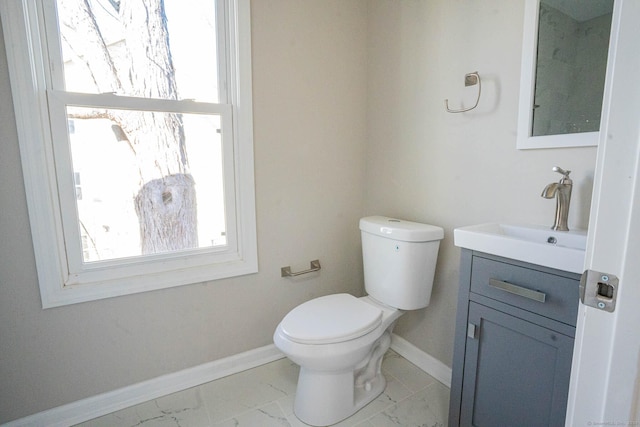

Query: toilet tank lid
[[279, 294, 382, 345], [360, 216, 444, 242]]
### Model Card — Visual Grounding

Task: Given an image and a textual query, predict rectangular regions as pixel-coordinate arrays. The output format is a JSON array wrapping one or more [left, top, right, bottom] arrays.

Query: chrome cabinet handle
[[488, 278, 546, 303]]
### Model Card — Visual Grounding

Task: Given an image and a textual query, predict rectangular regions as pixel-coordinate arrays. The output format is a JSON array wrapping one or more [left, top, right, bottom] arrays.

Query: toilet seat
[[279, 294, 382, 345]]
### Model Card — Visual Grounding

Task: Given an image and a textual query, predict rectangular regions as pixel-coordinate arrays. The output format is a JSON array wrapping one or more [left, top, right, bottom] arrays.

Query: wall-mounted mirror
[[517, 0, 614, 149]]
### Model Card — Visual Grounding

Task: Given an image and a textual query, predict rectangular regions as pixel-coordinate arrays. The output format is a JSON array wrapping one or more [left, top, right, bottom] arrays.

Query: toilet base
[[294, 368, 387, 426], [292, 331, 392, 426]]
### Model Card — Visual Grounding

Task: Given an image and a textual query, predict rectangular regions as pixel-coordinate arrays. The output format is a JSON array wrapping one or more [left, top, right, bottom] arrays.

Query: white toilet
[[273, 216, 444, 426]]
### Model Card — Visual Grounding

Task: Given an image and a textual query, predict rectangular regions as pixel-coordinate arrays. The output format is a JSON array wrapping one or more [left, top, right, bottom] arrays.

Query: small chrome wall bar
[[281, 260, 321, 277]]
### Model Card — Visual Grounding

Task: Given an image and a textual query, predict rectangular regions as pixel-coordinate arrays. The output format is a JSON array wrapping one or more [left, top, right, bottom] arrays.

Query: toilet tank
[[359, 216, 444, 310]]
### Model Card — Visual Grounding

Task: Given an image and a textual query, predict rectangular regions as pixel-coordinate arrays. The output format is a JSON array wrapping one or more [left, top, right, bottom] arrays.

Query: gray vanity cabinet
[[449, 249, 580, 427]]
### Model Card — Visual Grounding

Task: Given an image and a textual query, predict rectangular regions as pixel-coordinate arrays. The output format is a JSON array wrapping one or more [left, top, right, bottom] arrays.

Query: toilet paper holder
[[281, 260, 321, 277]]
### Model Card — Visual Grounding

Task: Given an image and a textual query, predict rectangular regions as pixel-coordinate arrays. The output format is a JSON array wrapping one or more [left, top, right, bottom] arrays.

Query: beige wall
[[365, 0, 596, 365], [0, 0, 600, 423], [0, 1, 368, 422]]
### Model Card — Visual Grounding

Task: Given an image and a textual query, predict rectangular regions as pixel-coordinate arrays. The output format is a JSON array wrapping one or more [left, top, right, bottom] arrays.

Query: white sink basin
[[454, 223, 587, 274]]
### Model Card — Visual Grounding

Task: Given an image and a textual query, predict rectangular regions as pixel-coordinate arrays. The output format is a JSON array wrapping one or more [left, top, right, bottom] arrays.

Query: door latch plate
[[580, 270, 619, 312]]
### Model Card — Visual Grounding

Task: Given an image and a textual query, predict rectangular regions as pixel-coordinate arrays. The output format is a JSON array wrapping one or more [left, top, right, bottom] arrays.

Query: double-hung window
[[0, 0, 257, 307]]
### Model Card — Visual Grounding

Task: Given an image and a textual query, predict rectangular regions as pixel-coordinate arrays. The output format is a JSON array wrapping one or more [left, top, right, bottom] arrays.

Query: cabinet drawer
[[470, 255, 579, 326]]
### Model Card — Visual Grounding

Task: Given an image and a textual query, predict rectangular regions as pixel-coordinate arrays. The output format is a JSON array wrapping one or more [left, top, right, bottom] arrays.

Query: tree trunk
[[135, 174, 197, 254]]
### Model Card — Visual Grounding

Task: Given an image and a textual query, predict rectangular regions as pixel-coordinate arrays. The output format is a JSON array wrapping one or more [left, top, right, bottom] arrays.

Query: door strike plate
[[580, 270, 619, 312]]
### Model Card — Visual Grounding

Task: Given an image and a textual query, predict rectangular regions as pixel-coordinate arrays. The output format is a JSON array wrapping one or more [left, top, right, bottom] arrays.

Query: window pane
[[66, 106, 226, 263], [56, 0, 219, 102]]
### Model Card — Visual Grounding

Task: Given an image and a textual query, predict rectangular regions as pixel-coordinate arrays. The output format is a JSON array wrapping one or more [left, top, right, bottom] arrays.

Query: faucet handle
[[552, 166, 571, 177]]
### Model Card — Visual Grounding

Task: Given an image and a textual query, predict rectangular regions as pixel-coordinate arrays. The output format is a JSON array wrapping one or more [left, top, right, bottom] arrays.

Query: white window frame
[[0, 0, 257, 308]]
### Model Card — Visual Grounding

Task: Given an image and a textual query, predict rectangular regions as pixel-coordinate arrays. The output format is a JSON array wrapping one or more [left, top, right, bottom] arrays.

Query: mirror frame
[[517, 0, 603, 150]]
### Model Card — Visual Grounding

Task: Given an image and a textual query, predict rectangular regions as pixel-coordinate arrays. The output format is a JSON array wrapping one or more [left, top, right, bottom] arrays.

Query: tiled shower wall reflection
[[533, 3, 612, 136]]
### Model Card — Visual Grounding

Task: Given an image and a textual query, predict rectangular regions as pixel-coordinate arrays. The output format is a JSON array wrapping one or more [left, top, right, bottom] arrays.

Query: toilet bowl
[[274, 216, 443, 426], [274, 294, 402, 426]]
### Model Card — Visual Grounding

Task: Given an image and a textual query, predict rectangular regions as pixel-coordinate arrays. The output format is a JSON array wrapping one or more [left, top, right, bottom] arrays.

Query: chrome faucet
[[541, 166, 572, 231]]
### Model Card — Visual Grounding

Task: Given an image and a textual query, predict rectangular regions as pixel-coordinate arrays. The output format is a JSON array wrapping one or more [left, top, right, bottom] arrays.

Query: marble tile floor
[[75, 350, 449, 427]]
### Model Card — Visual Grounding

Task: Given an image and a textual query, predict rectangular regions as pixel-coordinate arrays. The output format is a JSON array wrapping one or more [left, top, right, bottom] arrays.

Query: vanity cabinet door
[[460, 302, 574, 427]]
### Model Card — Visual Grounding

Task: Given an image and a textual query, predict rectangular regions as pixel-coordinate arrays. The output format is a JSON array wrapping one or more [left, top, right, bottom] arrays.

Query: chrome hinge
[[467, 323, 477, 339]]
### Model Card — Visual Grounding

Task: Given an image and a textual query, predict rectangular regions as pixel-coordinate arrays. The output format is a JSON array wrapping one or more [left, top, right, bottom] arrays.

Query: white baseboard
[[390, 334, 452, 388], [5, 335, 449, 427], [4, 344, 284, 427]]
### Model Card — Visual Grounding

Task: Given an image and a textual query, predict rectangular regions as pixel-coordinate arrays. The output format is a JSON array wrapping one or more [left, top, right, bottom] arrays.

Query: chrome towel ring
[[445, 71, 481, 113]]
